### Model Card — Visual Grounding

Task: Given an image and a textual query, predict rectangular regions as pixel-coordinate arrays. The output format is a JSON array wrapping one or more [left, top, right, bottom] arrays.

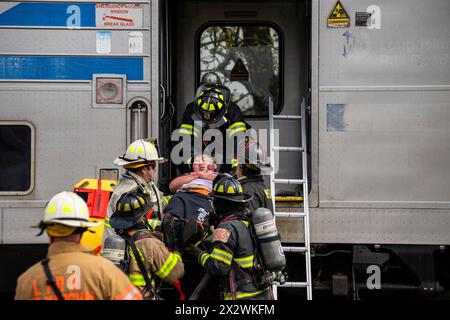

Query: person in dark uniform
[[190, 174, 274, 300], [234, 138, 274, 214], [161, 154, 217, 299], [173, 72, 250, 174]]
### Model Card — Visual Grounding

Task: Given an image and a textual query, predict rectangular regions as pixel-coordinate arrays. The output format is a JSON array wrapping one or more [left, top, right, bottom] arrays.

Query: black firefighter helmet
[[194, 85, 231, 124], [109, 192, 150, 230], [212, 174, 252, 203]]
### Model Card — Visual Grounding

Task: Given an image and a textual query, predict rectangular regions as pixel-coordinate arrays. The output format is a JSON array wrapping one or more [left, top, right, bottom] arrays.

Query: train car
[[1, 0, 450, 299]]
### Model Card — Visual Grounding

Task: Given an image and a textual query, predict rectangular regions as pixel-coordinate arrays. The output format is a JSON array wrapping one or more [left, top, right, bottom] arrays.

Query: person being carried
[[162, 154, 218, 299]]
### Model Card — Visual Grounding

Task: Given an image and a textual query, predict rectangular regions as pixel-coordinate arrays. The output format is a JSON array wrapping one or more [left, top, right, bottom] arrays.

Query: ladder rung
[[273, 146, 304, 152], [276, 282, 309, 288], [282, 246, 307, 253], [275, 212, 306, 218], [273, 178, 305, 184], [273, 115, 302, 120]]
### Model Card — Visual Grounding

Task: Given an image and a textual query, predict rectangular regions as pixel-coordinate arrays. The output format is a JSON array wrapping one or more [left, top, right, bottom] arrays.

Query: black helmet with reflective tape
[[194, 85, 230, 124], [212, 174, 252, 203], [109, 192, 150, 230]]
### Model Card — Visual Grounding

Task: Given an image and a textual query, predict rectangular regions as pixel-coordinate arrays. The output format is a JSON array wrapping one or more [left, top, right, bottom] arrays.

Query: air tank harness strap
[[122, 234, 162, 300], [40, 258, 65, 300]]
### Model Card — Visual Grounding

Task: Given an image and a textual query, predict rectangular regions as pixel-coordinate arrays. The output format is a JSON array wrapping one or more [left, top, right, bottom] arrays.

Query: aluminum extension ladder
[[269, 97, 312, 300]]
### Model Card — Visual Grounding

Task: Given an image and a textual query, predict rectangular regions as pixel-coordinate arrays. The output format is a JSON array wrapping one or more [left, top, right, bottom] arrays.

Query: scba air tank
[[101, 234, 127, 271], [252, 207, 286, 272]]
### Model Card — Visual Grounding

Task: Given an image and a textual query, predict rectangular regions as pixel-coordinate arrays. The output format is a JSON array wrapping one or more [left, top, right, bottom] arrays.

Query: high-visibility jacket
[[15, 241, 142, 300], [102, 171, 164, 248], [174, 101, 250, 174], [127, 229, 184, 299], [239, 176, 274, 214], [197, 212, 273, 300]]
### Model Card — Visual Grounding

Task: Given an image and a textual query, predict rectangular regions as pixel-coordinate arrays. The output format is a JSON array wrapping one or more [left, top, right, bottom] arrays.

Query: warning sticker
[[96, 4, 143, 28], [327, 1, 350, 28], [230, 58, 249, 81]]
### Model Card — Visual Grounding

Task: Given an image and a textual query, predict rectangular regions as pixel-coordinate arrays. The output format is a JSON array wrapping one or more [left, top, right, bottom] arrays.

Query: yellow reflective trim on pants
[[181, 124, 194, 130], [223, 288, 269, 300], [129, 273, 155, 287], [228, 122, 246, 129], [228, 127, 246, 137], [155, 252, 178, 279]]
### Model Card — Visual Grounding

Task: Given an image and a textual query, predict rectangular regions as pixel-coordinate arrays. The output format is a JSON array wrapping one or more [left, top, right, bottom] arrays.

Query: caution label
[[327, 1, 350, 28], [230, 58, 249, 81], [96, 4, 143, 28]]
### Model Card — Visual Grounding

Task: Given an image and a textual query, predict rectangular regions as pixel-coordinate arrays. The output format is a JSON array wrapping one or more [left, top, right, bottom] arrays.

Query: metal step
[[273, 115, 302, 120], [275, 212, 306, 218], [282, 246, 307, 253], [273, 178, 304, 184], [273, 146, 304, 152], [276, 282, 309, 288]]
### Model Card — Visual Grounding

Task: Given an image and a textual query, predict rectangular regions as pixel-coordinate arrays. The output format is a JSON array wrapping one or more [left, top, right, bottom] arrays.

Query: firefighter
[[189, 174, 274, 300], [234, 139, 274, 214], [15, 191, 142, 300], [173, 73, 250, 174], [102, 138, 166, 248], [108, 192, 185, 300]]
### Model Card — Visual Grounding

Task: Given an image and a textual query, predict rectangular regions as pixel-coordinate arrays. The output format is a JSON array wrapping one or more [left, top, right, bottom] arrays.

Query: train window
[[198, 23, 282, 117], [0, 122, 35, 195]]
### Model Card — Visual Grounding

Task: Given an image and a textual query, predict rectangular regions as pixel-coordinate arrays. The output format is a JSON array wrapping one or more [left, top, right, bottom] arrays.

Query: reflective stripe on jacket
[[198, 213, 272, 300], [127, 229, 184, 299]]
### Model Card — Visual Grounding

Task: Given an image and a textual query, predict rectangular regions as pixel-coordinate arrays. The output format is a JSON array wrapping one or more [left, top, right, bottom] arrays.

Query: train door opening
[[160, 0, 311, 194]]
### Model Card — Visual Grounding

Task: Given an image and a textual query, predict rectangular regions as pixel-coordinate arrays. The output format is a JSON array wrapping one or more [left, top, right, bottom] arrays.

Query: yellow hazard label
[[327, 1, 350, 28]]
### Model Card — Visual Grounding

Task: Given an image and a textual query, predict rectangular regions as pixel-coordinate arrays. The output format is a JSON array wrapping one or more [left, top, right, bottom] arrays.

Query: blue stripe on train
[[0, 3, 95, 27], [0, 56, 143, 80]]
